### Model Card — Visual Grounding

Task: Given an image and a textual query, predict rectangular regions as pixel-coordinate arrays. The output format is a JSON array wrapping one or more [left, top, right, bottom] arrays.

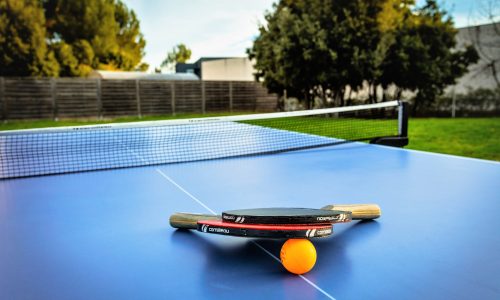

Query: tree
[[0, 0, 147, 77], [0, 0, 59, 76], [249, 0, 404, 108], [249, 0, 478, 113], [250, 0, 330, 108], [380, 0, 478, 113], [112, 0, 148, 71], [43, 0, 148, 76], [161, 44, 192, 71]]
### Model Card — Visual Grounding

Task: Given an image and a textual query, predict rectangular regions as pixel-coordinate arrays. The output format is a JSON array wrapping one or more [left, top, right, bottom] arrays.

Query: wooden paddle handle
[[169, 213, 219, 229], [321, 204, 381, 219]]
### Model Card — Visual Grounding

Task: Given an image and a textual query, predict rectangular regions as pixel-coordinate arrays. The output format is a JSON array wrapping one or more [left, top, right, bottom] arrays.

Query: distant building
[[175, 57, 224, 77], [176, 57, 256, 81], [89, 70, 199, 80], [175, 63, 197, 74], [452, 22, 500, 94]]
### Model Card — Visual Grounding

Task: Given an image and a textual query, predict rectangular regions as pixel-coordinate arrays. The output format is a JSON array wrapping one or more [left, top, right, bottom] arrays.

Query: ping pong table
[[1, 103, 499, 299]]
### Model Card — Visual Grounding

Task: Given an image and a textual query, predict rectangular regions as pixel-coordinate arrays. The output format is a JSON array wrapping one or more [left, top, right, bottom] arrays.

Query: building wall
[[451, 22, 500, 94], [201, 58, 256, 81]]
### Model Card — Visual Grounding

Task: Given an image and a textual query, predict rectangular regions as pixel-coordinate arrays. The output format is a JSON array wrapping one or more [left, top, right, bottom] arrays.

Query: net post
[[398, 100, 409, 138], [0, 77, 5, 121], [369, 101, 408, 147], [136, 79, 142, 119], [170, 81, 176, 116], [229, 81, 233, 112], [50, 78, 58, 121], [96, 78, 102, 120], [201, 81, 206, 114]]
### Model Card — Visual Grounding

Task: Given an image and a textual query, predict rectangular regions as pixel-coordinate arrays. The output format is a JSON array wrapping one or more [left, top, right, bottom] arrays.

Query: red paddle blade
[[197, 220, 333, 238]]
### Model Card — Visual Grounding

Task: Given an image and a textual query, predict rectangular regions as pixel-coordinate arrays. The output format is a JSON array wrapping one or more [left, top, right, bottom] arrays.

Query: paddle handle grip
[[169, 213, 219, 229], [321, 204, 381, 219]]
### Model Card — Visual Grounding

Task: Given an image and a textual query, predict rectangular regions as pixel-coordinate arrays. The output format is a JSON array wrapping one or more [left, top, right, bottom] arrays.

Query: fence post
[[170, 81, 176, 116], [135, 79, 142, 118], [229, 81, 233, 112], [201, 81, 206, 114], [0, 77, 5, 121], [50, 78, 58, 121], [96, 78, 102, 120]]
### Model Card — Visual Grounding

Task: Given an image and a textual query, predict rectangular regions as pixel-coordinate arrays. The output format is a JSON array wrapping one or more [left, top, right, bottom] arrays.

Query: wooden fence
[[0, 78, 278, 120]]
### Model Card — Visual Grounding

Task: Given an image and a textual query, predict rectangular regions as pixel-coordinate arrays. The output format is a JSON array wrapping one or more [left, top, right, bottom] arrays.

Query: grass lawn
[[1, 114, 499, 162], [407, 118, 500, 162]]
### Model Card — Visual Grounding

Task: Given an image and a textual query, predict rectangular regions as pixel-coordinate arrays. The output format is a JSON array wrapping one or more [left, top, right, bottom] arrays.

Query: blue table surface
[[1, 143, 499, 300]]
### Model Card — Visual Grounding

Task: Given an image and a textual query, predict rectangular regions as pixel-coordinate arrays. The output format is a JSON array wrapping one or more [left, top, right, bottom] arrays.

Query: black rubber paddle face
[[197, 220, 333, 238], [221, 208, 352, 224]]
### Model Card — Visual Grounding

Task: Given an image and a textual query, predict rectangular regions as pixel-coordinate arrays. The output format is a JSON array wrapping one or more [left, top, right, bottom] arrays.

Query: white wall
[[451, 23, 500, 94], [201, 58, 256, 81]]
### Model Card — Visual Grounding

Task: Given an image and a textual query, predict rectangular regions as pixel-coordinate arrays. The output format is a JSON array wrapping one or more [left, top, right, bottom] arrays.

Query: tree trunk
[[339, 87, 345, 107], [396, 88, 402, 100], [367, 82, 373, 103], [319, 86, 327, 108], [412, 99, 419, 116], [306, 90, 312, 109]]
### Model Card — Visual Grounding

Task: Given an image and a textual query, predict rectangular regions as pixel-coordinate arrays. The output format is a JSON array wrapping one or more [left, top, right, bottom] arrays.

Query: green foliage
[[112, 0, 147, 70], [161, 44, 192, 70], [382, 0, 479, 113], [249, 0, 331, 107], [52, 42, 81, 76], [0, 0, 59, 76], [44, 0, 147, 76], [0, 0, 147, 77], [249, 0, 408, 107], [249, 0, 479, 112]]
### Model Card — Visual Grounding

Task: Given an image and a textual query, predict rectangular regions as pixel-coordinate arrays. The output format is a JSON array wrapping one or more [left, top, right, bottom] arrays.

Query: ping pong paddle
[[169, 204, 380, 238], [197, 220, 333, 238], [222, 207, 351, 225]]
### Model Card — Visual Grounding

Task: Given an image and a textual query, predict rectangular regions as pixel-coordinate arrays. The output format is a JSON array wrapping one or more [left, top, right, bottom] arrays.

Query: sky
[[122, 0, 498, 71]]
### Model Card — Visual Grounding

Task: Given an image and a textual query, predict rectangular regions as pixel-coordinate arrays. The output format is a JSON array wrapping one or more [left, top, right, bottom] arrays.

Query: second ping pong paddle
[[170, 203, 381, 229], [221, 204, 382, 225], [197, 221, 333, 238]]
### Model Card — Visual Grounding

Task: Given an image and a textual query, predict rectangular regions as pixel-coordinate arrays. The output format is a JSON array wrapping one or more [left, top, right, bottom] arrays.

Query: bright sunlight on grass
[[407, 118, 500, 161]]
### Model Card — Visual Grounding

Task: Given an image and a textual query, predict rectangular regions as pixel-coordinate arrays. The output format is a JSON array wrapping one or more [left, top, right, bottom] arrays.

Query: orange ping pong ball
[[280, 238, 317, 275]]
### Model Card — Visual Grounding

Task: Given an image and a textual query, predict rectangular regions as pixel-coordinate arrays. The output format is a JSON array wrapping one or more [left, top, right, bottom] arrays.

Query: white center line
[[155, 168, 216, 215]]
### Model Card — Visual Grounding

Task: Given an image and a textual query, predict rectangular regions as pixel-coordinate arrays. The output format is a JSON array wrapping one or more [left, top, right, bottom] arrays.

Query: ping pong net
[[0, 100, 408, 179]]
